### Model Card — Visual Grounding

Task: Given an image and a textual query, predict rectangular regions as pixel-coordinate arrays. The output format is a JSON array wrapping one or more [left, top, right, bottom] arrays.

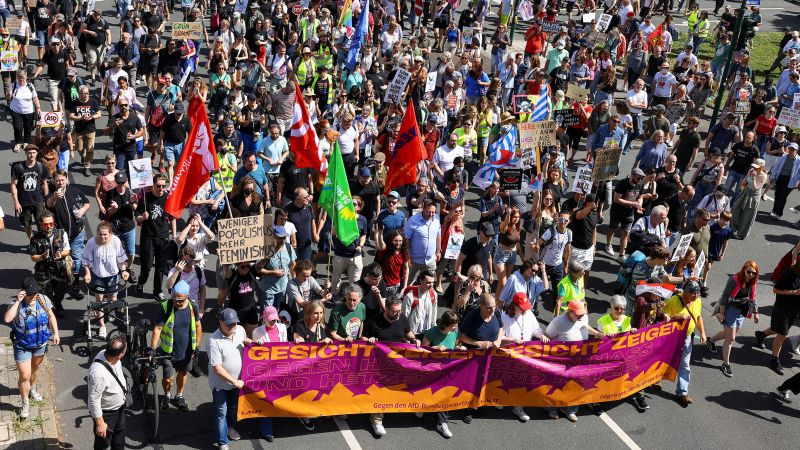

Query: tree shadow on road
[[704, 389, 800, 423]]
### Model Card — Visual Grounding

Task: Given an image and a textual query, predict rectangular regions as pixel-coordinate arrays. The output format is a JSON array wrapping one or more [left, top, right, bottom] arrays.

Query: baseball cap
[[387, 190, 400, 199], [512, 292, 533, 311], [568, 299, 586, 315], [427, 113, 439, 123], [246, 93, 256, 101], [263, 306, 280, 322], [414, 55, 424, 62], [725, 112, 736, 120], [655, 104, 666, 112], [632, 168, 645, 177], [223, 119, 234, 127], [556, 41, 565, 49], [789, 143, 799, 151], [173, 102, 185, 113], [50, 36, 61, 44], [715, 184, 727, 193], [683, 280, 702, 295], [709, 147, 723, 156], [685, 43, 693, 49], [233, 11, 241, 18], [359, 167, 372, 177], [751, 158, 765, 169], [273, 225, 289, 238], [479, 222, 496, 236], [220, 308, 239, 325], [67, 67, 78, 76], [22, 277, 39, 295], [114, 172, 127, 183], [373, 152, 386, 163], [172, 280, 190, 298]]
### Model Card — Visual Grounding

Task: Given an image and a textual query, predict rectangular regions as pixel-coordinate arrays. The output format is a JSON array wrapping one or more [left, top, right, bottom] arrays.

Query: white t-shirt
[[502, 310, 542, 341], [546, 312, 589, 341], [653, 72, 678, 98], [540, 226, 572, 267], [631, 216, 667, 244], [10, 82, 37, 114], [83, 235, 127, 278], [337, 125, 358, 155], [676, 52, 698, 68], [618, 4, 634, 26], [432, 145, 464, 181], [626, 89, 648, 114]]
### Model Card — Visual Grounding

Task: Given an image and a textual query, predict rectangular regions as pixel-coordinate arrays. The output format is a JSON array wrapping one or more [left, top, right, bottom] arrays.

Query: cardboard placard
[[693, 251, 706, 279], [217, 214, 267, 265], [596, 13, 612, 32], [513, 95, 535, 114], [553, 108, 580, 127], [566, 83, 590, 100], [591, 146, 622, 182], [444, 232, 465, 260], [6, 18, 22, 31], [778, 107, 800, 129], [462, 27, 474, 46], [519, 121, 557, 149], [670, 233, 694, 262], [587, 31, 607, 46], [541, 21, 561, 34], [0, 50, 18, 72], [128, 159, 153, 189], [571, 165, 593, 194], [384, 68, 411, 104], [425, 71, 437, 93], [262, 216, 278, 260], [40, 111, 62, 128], [734, 100, 750, 116], [497, 168, 523, 191], [172, 22, 204, 40]]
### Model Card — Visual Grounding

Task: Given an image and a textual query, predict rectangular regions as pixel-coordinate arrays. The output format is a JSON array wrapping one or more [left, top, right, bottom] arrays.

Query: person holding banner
[[208, 308, 249, 447], [663, 280, 706, 407], [135, 173, 176, 301]]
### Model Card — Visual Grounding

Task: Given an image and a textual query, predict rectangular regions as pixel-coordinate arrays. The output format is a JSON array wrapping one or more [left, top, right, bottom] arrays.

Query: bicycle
[[123, 318, 170, 443]]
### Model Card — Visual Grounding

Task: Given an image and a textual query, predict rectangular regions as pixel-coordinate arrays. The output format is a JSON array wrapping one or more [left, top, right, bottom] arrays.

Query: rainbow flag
[[338, 0, 353, 26]]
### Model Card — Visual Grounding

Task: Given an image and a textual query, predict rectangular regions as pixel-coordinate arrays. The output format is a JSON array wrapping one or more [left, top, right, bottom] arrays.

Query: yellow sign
[[172, 22, 204, 40]]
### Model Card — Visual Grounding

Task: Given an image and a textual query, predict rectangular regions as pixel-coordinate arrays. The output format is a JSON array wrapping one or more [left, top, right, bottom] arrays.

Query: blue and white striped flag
[[530, 84, 550, 122], [472, 125, 519, 189]]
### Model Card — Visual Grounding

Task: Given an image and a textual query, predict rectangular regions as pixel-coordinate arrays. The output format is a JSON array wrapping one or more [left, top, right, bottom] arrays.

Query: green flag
[[318, 142, 360, 246]]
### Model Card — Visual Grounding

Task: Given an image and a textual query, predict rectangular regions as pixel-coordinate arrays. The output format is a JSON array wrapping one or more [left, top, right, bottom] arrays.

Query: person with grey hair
[[327, 283, 366, 342], [631, 204, 669, 246], [634, 130, 669, 173]]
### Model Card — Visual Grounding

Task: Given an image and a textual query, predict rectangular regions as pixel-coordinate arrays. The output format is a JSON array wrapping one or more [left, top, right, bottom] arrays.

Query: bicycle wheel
[[142, 378, 160, 442]]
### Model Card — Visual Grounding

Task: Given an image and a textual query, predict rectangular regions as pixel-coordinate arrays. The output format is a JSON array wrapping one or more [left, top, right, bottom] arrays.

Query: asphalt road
[[2, 3, 800, 450]]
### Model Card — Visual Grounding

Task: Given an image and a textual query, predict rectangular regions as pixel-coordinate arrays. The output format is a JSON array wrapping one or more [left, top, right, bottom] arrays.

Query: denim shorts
[[723, 306, 746, 329], [90, 272, 120, 293], [493, 248, 518, 265], [14, 343, 47, 362], [36, 30, 47, 48], [164, 141, 185, 163]]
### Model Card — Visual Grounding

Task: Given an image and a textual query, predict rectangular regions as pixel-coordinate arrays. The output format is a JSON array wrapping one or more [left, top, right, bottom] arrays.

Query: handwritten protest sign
[[671, 233, 694, 262], [566, 83, 590, 100], [128, 159, 153, 190], [596, 13, 612, 32], [0, 51, 18, 72], [384, 68, 411, 104], [778, 107, 800, 129], [571, 165, 593, 193], [217, 214, 267, 264], [6, 18, 22, 31], [591, 146, 622, 182], [172, 22, 204, 40], [541, 21, 561, 34], [262, 215, 278, 260], [519, 121, 557, 148], [444, 232, 465, 260], [40, 111, 62, 128]]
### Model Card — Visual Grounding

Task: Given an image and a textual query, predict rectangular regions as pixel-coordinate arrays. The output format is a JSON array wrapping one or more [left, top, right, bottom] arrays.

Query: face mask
[[243, 188, 253, 195], [661, 68, 669, 74]]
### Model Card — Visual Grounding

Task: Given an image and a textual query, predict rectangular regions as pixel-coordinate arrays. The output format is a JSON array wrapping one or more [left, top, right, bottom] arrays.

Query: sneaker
[[770, 212, 780, 220], [219, 445, 230, 450], [29, 386, 43, 402], [436, 421, 453, 438], [155, 293, 166, 302], [511, 406, 529, 422], [721, 363, 733, 377], [371, 419, 386, 436], [127, 270, 138, 285], [770, 357, 785, 376], [172, 395, 189, 412], [13, 143, 22, 153], [562, 409, 578, 422], [633, 394, 649, 411], [776, 388, 793, 404], [227, 427, 241, 441], [414, 412, 424, 418], [297, 417, 315, 431], [19, 400, 29, 419], [97, 325, 107, 339], [547, 408, 559, 419], [755, 330, 766, 349], [462, 413, 473, 424], [605, 246, 616, 256], [160, 395, 171, 412], [706, 340, 717, 353]]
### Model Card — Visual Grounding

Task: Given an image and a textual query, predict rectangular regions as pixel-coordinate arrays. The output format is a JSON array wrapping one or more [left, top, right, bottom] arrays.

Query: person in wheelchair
[[82, 221, 131, 339], [149, 280, 202, 413], [28, 211, 72, 316]]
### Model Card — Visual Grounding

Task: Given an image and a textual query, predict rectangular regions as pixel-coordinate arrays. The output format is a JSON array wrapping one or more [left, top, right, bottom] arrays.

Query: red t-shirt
[[755, 115, 777, 136], [376, 249, 407, 287], [571, 102, 593, 129]]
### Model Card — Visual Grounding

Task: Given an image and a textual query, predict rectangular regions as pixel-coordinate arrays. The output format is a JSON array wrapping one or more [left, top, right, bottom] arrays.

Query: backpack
[[626, 221, 663, 256], [614, 251, 648, 295], [147, 92, 172, 128]]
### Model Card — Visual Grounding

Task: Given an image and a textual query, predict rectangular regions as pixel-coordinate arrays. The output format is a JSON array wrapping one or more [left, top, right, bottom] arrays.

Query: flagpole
[[213, 170, 234, 218]]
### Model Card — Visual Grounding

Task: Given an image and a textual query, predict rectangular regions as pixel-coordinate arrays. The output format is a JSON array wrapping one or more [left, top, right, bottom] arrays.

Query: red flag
[[384, 101, 425, 195], [648, 24, 664, 51], [290, 82, 327, 173], [165, 97, 220, 218]]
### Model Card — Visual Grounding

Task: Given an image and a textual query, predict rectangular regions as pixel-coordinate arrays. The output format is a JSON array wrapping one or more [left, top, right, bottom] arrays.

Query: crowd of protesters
[[4, 0, 800, 447]]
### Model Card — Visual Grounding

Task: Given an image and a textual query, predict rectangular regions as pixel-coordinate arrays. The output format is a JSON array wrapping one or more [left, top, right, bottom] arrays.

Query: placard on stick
[[734, 101, 750, 116], [541, 21, 561, 34], [384, 68, 411, 104], [570, 165, 593, 193], [497, 169, 523, 191], [566, 83, 590, 100], [128, 159, 153, 190], [217, 214, 267, 265], [591, 146, 622, 182], [519, 121, 557, 148], [671, 233, 694, 262]]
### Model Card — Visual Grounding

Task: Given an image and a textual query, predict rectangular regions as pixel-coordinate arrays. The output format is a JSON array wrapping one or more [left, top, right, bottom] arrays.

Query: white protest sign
[[671, 233, 694, 262], [217, 214, 267, 265], [571, 165, 593, 193], [128, 159, 153, 189], [384, 68, 411, 104], [40, 111, 62, 128], [517, 0, 535, 21], [596, 13, 612, 32], [794, 93, 800, 110], [0, 50, 19, 72], [582, 12, 595, 24], [693, 251, 706, 279], [444, 232, 465, 260], [425, 71, 437, 93], [778, 107, 800, 129], [462, 27, 474, 46]]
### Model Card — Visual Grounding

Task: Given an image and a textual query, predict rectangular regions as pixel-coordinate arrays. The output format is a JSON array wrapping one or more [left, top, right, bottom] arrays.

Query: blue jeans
[[627, 113, 643, 150], [212, 388, 238, 446], [688, 181, 715, 222], [755, 135, 769, 158], [117, 228, 137, 258], [724, 169, 747, 203], [71, 230, 86, 276], [676, 334, 693, 396]]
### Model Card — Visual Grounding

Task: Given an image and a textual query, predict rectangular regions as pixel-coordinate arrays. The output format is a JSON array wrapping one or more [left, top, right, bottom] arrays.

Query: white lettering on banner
[[384, 68, 412, 104]]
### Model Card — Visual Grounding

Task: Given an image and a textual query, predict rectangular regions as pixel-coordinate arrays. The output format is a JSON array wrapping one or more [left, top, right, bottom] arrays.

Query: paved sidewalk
[[0, 338, 61, 450]]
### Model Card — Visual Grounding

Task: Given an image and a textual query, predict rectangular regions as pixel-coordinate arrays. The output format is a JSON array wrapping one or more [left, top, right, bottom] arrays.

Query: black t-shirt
[[279, 160, 313, 198], [332, 215, 368, 258], [42, 49, 69, 81], [139, 33, 161, 65], [136, 192, 170, 238], [459, 237, 494, 276], [775, 268, 800, 311], [611, 177, 642, 215], [161, 113, 191, 144], [58, 78, 83, 111], [111, 113, 143, 153], [459, 309, 502, 348], [142, 11, 164, 31], [106, 187, 137, 233], [674, 129, 701, 169], [11, 161, 47, 207], [155, 301, 199, 360], [729, 143, 759, 175], [227, 267, 258, 313], [239, 104, 264, 135], [73, 98, 100, 135], [666, 193, 689, 232], [285, 202, 313, 247], [86, 17, 109, 45], [313, 75, 333, 106], [350, 180, 380, 220], [549, 67, 569, 93], [293, 320, 326, 342], [34, 2, 57, 30], [655, 167, 683, 201], [357, 279, 387, 319], [569, 204, 598, 250], [46, 186, 87, 240], [362, 312, 411, 343]]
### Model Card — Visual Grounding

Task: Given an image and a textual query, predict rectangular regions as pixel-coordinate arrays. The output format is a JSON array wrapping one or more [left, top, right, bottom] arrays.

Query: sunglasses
[[469, 275, 482, 280], [41, 222, 55, 228], [746, 270, 757, 275], [155, 184, 167, 188]]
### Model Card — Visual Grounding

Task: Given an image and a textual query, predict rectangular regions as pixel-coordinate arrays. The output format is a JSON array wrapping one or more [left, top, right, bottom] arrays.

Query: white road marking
[[597, 411, 643, 450], [333, 417, 364, 450]]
